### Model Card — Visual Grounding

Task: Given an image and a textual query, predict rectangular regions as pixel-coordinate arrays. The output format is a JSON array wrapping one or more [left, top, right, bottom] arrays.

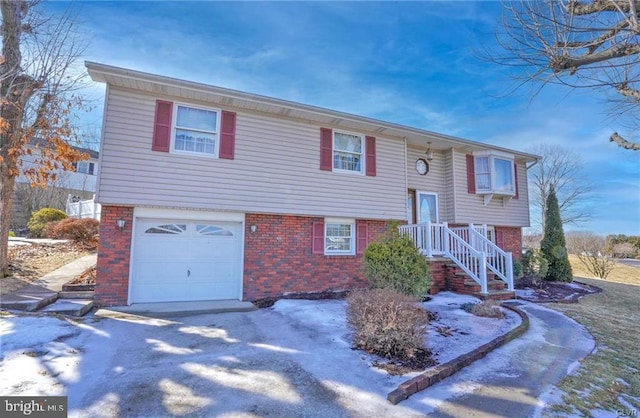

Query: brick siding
[[95, 205, 133, 306], [496, 226, 523, 259], [243, 214, 389, 301]]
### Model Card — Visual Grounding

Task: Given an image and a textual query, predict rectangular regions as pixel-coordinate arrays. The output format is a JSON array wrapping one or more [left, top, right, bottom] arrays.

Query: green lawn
[[544, 259, 640, 416]]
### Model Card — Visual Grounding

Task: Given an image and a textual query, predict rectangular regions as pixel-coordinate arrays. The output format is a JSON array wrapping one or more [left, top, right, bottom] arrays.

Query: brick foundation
[[243, 214, 389, 301], [95, 205, 133, 306], [496, 226, 522, 259]]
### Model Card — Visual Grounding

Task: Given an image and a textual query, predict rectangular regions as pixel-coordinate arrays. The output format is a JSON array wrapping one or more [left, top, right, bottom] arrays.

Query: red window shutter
[[320, 128, 333, 171], [152, 100, 173, 152], [356, 222, 368, 255], [496, 230, 505, 249], [220, 111, 236, 160], [312, 222, 325, 254], [365, 136, 376, 177], [513, 162, 519, 199], [466, 154, 476, 194]]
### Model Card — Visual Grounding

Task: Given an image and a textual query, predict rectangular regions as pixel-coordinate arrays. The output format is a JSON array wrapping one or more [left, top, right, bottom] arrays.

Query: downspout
[[403, 137, 409, 223]]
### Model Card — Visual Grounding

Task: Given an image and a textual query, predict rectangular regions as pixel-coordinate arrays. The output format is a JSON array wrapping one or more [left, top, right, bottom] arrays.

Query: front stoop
[[474, 290, 516, 301], [434, 261, 515, 301]]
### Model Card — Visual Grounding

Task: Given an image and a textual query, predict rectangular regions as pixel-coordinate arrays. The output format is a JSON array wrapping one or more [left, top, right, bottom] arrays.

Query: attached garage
[[130, 212, 244, 304]]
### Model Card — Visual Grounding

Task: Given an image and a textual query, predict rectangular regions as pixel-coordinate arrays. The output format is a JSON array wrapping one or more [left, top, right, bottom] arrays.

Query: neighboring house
[[12, 140, 99, 229], [86, 62, 538, 307]]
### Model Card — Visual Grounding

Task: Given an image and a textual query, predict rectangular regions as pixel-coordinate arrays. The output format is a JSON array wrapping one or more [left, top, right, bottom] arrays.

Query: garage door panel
[[135, 239, 193, 260], [131, 217, 243, 303]]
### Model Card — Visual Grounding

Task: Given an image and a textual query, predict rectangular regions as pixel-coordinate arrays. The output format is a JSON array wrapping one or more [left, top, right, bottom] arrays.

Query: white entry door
[[417, 192, 439, 224], [130, 218, 242, 303]]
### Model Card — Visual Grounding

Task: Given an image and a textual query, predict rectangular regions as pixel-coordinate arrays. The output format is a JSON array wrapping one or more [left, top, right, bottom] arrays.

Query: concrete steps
[[39, 299, 94, 316], [0, 285, 59, 312], [1, 290, 94, 316]]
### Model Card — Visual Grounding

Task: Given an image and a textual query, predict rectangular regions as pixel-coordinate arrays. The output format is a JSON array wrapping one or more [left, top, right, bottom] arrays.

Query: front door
[[417, 192, 439, 224]]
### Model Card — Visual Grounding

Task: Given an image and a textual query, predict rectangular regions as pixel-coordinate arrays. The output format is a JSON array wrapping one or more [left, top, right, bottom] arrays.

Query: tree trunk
[[0, 169, 16, 276]]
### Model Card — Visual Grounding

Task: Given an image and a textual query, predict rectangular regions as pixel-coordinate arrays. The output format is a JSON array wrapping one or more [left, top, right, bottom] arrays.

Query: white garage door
[[131, 218, 243, 303]]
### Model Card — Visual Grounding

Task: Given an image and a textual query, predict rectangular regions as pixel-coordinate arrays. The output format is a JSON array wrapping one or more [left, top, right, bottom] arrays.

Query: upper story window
[[333, 131, 363, 174], [152, 100, 236, 160], [473, 152, 515, 195], [173, 104, 219, 157], [319, 128, 376, 177], [73, 161, 96, 175]]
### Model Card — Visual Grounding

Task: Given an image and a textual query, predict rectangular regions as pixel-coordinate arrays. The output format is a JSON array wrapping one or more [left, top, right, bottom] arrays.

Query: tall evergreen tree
[[540, 186, 573, 282]]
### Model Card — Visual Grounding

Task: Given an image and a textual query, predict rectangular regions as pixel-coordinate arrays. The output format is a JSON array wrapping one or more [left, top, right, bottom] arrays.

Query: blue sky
[[47, 1, 639, 236]]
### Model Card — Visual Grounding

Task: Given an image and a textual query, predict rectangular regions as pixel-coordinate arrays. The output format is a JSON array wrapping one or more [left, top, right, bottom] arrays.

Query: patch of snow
[[516, 288, 537, 298], [423, 292, 522, 364]]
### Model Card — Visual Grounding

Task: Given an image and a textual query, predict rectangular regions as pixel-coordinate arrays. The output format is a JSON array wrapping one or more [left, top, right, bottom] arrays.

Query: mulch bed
[[62, 266, 96, 291], [515, 277, 602, 303]]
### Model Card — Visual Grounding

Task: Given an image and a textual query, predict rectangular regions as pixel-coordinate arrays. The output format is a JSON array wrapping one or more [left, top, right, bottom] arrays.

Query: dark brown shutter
[[356, 222, 368, 255], [152, 100, 173, 152], [365, 136, 376, 176], [312, 222, 325, 254], [219, 111, 236, 159], [466, 154, 476, 194], [320, 128, 333, 171]]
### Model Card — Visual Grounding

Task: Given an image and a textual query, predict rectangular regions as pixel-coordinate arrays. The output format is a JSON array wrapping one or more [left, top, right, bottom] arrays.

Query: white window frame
[[324, 218, 356, 255], [170, 102, 221, 158], [332, 130, 365, 175], [473, 151, 516, 199]]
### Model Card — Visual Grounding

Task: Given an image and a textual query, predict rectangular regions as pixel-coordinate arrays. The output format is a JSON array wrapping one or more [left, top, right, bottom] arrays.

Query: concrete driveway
[[0, 298, 594, 417]]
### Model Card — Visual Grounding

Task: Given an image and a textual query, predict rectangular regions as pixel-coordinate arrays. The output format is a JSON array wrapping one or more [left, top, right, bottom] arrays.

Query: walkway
[[403, 301, 595, 417]]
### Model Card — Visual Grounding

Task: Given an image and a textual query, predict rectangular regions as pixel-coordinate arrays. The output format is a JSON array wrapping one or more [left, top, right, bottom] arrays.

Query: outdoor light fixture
[[425, 142, 434, 161], [250, 224, 257, 233], [116, 219, 126, 231]]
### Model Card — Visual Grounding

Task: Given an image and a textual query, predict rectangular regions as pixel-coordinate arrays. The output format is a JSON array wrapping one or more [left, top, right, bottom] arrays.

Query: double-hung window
[[474, 152, 515, 195], [173, 104, 219, 157], [325, 219, 355, 255], [333, 131, 363, 174]]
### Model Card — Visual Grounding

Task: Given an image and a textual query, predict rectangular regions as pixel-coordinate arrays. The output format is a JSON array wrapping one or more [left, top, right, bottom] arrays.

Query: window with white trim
[[173, 104, 220, 157], [333, 131, 363, 174], [474, 152, 515, 195], [325, 219, 355, 255]]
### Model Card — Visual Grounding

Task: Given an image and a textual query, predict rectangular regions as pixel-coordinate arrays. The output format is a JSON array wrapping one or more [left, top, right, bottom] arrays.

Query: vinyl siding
[[406, 146, 447, 221], [97, 87, 407, 220], [450, 149, 530, 227]]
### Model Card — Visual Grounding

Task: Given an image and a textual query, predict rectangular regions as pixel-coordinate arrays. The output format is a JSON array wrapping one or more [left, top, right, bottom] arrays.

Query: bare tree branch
[[490, 0, 640, 150], [610, 131, 640, 149], [0, 0, 88, 275]]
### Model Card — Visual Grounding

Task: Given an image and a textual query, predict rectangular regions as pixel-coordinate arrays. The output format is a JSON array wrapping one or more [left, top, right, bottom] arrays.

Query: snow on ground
[[0, 293, 594, 417], [516, 288, 537, 299], [423, 292, 521, 364], [271, 291, 522, 376]]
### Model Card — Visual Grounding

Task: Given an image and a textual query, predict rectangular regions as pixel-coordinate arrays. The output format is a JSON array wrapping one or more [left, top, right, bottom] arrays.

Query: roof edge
[[85, 61, 540, 162]]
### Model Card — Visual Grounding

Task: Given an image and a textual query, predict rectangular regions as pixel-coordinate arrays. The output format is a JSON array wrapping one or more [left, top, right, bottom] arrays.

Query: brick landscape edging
[[387, 304, 530, 405]]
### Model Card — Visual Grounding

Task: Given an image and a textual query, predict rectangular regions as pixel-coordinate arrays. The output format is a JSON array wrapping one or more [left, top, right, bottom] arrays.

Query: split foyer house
[[86, 62, 538, 307]]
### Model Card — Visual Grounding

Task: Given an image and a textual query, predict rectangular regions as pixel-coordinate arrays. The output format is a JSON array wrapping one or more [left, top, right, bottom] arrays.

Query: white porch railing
[[66, 194, 101, 220], [399, 222, 514, 293], [469, 227, 514, 290]]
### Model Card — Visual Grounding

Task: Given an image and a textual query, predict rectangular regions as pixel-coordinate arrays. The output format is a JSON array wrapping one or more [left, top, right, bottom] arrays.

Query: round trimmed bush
[[363, 228, 430, 297], [27, 208, 67, 238]]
